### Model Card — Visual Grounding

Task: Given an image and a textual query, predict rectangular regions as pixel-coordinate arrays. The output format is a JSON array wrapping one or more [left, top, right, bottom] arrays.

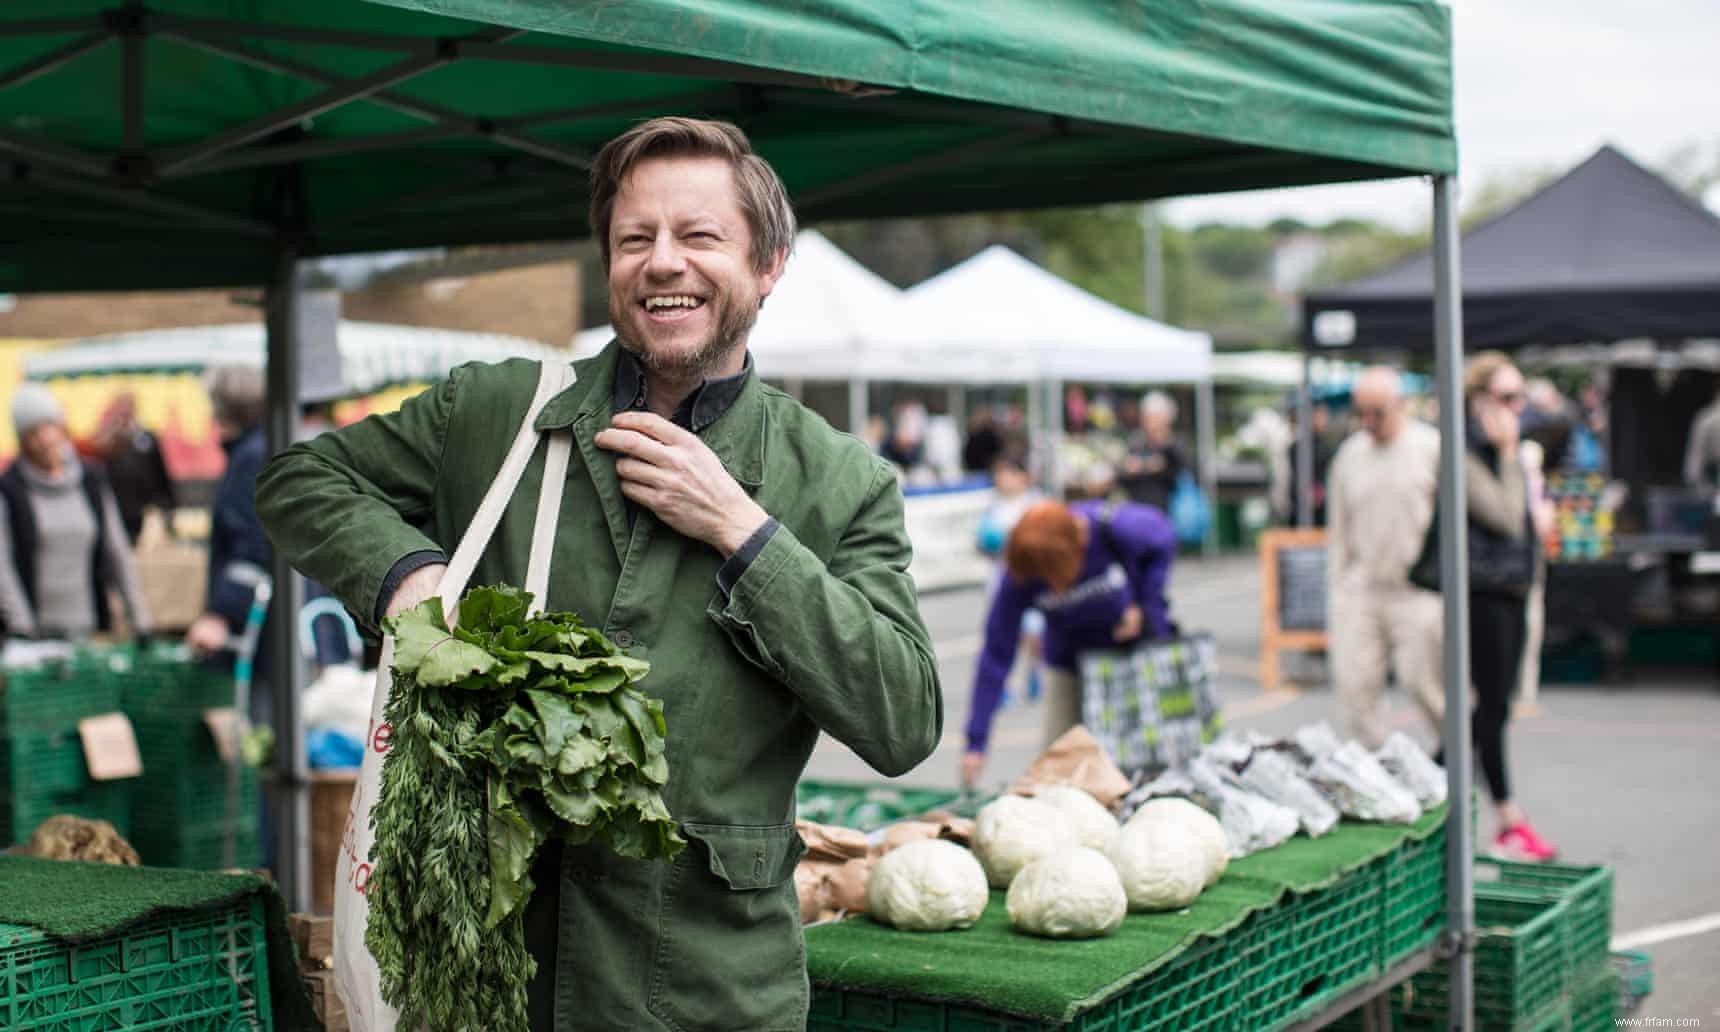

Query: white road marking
[[1611, 912, 1720, 951]]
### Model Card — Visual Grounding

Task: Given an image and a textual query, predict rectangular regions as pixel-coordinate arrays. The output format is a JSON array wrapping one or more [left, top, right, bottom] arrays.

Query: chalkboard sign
[[1258, 529, 1330, 691], [1275, 545, 1327, 631]]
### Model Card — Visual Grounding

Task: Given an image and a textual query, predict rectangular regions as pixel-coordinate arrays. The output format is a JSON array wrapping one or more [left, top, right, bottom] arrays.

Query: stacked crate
[[121, 646, 260, 869], [0, 652, 132, 845]]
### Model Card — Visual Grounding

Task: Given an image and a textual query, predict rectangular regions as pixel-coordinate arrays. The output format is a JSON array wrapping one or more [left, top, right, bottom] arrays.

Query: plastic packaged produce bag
[[1375, 732, 1448, 807], [1237, 749, 1340, 837], [1307, 742, 1422, 824], [1294, 721, 1344, 761], [1187, 758, 1299, 857]]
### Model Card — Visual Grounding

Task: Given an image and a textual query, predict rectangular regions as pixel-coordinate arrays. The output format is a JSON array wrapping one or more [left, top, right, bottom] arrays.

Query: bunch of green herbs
[[366, 584, 684, 1031]]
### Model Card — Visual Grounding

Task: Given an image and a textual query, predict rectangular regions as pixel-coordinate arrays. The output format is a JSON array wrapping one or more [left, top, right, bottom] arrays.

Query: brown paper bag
[[1008, 725, 1131, 809], [796, 819, 870, 863]]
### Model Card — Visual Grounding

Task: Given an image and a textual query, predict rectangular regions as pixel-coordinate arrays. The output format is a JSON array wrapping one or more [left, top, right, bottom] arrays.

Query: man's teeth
[[644, 296, 703, 310]]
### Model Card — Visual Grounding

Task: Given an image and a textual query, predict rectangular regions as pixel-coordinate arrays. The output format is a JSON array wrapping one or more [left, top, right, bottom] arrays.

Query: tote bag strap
[[438, 360, 577, 622], [523, 431, 572, 615]]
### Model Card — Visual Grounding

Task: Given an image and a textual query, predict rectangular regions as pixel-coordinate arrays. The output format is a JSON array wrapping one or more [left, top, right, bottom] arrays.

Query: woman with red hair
[[961, 498, 1177, 786]]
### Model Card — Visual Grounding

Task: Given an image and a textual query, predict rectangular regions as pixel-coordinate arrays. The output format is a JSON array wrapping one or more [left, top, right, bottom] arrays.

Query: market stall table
[[806, 806, 1446, 1031]]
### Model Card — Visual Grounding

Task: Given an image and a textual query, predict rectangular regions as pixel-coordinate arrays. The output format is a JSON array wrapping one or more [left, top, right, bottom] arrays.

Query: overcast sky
[[1164, 0, 1720, 228]]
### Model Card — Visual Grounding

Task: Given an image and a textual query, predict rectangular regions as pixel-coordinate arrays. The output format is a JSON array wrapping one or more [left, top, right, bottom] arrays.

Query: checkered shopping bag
[[1078, 633, 1222, 773]]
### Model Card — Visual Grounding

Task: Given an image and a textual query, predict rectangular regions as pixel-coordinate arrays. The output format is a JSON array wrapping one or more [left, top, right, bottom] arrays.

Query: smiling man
[[256, 117, 942, 1031]]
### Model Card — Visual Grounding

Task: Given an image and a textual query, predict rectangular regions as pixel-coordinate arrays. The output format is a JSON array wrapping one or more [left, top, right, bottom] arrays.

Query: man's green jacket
[[255, 343, 943, 1030]]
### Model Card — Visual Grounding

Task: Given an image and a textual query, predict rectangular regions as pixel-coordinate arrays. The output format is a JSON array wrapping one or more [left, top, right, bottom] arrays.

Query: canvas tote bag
[[335, 359, 576, 1031]]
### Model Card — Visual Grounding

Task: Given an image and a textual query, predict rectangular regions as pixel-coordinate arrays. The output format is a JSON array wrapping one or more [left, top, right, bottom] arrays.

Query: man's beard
[[612, 288, 760, 382]]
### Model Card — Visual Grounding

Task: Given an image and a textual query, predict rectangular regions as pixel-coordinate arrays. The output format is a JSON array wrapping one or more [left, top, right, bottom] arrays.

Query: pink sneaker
[[1492, 822, 1559, 862]]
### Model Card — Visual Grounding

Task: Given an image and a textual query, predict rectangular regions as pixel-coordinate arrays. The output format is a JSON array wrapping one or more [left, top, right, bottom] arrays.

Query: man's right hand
[[385, 563, 447, 620]]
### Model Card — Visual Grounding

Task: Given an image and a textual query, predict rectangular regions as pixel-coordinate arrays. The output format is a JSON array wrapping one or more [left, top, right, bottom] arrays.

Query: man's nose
[[645, 233, 686, 277]]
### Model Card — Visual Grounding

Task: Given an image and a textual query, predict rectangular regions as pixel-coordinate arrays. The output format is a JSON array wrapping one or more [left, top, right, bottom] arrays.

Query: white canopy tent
[[887, 246, 1216, 528], [27, 319, 562, 399]]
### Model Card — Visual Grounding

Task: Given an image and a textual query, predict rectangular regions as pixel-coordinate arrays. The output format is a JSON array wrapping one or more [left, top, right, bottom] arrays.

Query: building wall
[[0, 260, 580, 348], [343, 261, 579, 348]]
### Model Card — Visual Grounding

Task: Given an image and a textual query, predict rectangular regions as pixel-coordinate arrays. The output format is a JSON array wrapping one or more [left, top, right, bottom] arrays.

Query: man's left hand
[[185, 613, 230, 657], [595, 412, 768, 557]]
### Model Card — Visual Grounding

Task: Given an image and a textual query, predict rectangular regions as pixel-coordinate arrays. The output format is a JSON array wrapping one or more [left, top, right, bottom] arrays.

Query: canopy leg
[[1433, 173, 1475, 1032], [264, 243, 309, 911], [1296, 353, 1314, 527], [1196, 378, 1217, 555]]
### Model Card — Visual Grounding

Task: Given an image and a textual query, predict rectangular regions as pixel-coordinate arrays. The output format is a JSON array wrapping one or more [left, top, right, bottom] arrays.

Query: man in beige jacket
[[1325, 367, 1443, 747]]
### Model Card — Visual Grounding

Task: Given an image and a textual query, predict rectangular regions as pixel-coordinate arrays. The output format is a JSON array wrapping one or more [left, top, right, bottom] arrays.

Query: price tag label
[[203, 707, 244, 765], [78, 712, 143, 781]]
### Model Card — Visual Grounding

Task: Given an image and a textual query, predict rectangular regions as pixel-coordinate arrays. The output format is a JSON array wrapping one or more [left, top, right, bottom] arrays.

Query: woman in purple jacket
[[961, 499, 1177, 786]]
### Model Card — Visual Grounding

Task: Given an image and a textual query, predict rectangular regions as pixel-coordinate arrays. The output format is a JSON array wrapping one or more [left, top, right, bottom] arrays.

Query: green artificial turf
[[805, 805, 1446, 1023], [0, 855, 319, 1031]]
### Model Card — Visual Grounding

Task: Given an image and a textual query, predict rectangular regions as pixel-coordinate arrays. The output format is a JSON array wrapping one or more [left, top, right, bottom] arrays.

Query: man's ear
[[757, 247, 789, 303]]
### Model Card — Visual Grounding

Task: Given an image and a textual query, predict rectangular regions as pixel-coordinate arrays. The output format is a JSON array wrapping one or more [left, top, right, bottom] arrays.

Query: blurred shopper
[[961, 499, 1176, 786], [1325, 367, 1442, 748], [0, 384, 152, 640], [1683, 384, 1720, 488], [1287, 400, 1338, 525], [184, 366, 276, 868], [880, 400, 927, 471], [184, 366, 272, 665], [1119, 390, 1185, 511], [1516, 380, 1563, 708], [962, 408, 1005, 474], [1457, 352, 1558, 861], [86, 391, 176, 544]]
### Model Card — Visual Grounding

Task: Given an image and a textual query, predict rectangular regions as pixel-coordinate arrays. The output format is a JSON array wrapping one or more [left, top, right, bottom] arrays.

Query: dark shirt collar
[[611, 345, 753, 432]]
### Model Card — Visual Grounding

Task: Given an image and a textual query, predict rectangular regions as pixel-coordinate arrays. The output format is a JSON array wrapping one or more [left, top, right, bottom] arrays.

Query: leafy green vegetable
[[366, 584, 685, 1032]]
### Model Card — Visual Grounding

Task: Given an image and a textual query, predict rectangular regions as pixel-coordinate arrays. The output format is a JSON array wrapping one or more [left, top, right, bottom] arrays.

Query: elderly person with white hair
[[1118, 390, 1186, 512], [1324, 366, 1443, 748], [0, 384, 153, 640]]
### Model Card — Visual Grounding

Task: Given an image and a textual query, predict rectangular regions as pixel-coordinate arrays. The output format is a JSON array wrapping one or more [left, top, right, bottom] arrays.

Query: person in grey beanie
[[0, 383, 153, 640]]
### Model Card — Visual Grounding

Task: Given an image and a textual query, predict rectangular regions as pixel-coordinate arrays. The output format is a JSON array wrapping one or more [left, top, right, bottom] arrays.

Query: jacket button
[[612, 630, 635, 649]]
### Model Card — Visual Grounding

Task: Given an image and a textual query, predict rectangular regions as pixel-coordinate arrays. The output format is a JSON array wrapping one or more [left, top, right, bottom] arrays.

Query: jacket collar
[[538, 339, 766, 487]]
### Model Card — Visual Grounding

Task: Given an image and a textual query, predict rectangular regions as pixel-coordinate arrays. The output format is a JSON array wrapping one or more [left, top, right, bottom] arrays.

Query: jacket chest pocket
[[647, 822, 808, 1031]]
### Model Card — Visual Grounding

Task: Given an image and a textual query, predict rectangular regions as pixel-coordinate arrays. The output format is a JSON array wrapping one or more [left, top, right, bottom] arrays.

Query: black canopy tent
[[1302, 145, 1720, 352], [1297, 144, 1720, 505]]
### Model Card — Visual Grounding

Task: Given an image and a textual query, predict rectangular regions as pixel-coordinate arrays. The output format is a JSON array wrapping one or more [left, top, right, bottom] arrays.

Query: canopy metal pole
[[1047, 379, 1066, 498], [947, 384, 966, 440], [847, 378, 869, 437], [1195, 378, 1217, 555], [264, 243, 309, 912], [1433, 173, 1475, 1032], [1295, 352, 1314, 526]]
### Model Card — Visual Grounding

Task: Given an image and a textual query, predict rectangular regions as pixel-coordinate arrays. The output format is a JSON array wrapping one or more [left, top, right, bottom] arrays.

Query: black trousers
[[1468, 590, 1526, 804]]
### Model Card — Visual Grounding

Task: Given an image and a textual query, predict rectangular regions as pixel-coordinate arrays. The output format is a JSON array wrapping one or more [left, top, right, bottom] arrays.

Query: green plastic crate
[[1475, 859, 1612, 974], [1610, 950, 1652, 1013], [808, 930, 1245, 1032], [1381, 822, 1448, 966], [1242, 857, 1385, 1029], [1400, 886, 1568, 1028], [130, 815, 261, 871], [1, 730, 133, 846], [0, 897, 272, 1031], [0, 663, 120, 731], [1568, 962, 1617, 1032], [796, 780, 967, 832]]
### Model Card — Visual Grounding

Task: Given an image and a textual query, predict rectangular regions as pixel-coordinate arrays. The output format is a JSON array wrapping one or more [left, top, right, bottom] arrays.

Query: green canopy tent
[[0, 1, 1477, 1023]]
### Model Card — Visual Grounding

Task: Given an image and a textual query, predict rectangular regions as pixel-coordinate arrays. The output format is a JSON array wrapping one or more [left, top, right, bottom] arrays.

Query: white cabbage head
[[1107, 817, 1208, 912], [865, 839, 990, 932], [1131, 797, 1229, 886], [1005, 847, 1127, 939], [972, 795, 1078, 889], [1033, 785, 1120, 852]]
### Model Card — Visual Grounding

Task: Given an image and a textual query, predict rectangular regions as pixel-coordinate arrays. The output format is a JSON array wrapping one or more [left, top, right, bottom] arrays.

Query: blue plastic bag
[[1170, 470, 1210, 545]]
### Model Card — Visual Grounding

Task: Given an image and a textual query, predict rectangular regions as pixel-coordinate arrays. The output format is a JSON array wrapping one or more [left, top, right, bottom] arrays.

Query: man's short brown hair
[[589, 117, 796, 273]]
